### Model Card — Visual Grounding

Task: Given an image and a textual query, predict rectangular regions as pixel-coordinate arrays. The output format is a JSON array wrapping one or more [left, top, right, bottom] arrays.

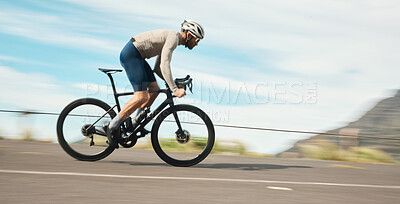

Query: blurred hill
[[281, 89, 400, 160]]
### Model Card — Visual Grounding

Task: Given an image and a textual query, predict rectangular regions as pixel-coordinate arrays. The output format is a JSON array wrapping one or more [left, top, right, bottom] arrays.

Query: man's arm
[[158, 34, 179, 93], [153, 55, 165, 81]]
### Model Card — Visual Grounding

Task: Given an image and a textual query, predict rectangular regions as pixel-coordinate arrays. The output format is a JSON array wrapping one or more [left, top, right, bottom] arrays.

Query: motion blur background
[[0, 0, 399, 160]]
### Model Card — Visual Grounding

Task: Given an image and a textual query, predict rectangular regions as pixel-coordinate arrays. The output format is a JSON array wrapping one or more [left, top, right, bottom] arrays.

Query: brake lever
[[188, 80, 193, 93]]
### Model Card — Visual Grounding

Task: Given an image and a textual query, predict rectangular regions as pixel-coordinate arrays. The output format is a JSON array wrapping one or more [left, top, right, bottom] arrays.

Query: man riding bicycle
[[105, 20, 205, 147]]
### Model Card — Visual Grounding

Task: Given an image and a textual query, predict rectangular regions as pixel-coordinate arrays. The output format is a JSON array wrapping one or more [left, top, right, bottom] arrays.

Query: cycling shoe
[[103, 123, 119, 149]]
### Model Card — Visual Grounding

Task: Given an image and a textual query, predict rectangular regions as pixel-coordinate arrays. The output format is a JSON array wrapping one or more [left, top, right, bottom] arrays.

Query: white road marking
[[16, 152, 48, 155], [267, 186, 293, 191], [1, 169, 400, 190]]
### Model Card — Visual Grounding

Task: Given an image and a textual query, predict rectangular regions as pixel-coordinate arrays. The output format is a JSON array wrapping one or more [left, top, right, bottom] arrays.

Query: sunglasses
[[188, 33, 201, 43]]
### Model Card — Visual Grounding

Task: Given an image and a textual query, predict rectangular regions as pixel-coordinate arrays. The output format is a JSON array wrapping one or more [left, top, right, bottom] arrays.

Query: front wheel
[[151, 105, 215, 167]]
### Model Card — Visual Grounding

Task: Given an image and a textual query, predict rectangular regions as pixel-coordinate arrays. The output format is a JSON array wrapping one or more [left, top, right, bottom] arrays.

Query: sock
[[131, 108, 143, 124], [109, 115, 124, 131]]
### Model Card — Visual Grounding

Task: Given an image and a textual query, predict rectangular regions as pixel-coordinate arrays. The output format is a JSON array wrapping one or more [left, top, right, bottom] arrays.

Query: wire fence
[[1, 109, 400, 141]]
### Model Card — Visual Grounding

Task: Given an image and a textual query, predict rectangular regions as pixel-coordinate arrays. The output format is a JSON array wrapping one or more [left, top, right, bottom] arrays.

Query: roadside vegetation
[[6, 130, 398, 163], [22, 130, 34, 141], [135, 138, 272, 158], [299, 139, 399, 164]]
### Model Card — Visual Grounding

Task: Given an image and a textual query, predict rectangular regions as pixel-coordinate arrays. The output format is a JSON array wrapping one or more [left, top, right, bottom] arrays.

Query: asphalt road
[[1, 140, 399, 204]]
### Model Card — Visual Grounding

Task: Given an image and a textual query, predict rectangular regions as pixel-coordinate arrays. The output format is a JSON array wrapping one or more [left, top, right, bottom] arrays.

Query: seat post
[[107, 73, 121, 112]]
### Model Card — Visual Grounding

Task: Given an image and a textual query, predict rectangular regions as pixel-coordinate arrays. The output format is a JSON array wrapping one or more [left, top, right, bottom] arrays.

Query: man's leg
[[106, 90, 149, 147], [140, 81, 160, 108], [108, 90, 148, 131], [130, 82, 160, 126], [119, 90, 149, 119]]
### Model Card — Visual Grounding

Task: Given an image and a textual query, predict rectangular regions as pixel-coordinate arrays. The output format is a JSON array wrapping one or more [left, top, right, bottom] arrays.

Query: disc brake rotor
[[176, 130, 190, 144]]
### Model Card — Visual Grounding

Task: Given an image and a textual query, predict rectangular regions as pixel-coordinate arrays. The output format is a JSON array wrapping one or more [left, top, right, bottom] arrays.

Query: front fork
[[169, 103, 188, 144]]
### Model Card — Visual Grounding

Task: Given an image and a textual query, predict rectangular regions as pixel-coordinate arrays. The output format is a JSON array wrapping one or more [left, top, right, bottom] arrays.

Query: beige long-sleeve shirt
[[132, 29, 181, 93]]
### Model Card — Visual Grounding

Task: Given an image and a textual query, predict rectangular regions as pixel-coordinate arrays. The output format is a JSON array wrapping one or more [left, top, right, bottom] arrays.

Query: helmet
[[181, 20, 205, 39]]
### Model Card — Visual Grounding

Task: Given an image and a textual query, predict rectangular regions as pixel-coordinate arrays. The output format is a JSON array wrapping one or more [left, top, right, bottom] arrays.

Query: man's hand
[[174, 88, 186, 98]]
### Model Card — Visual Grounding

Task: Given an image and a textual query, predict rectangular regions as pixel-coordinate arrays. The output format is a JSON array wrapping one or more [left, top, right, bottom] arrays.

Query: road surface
[[1, 140, 399, 203]]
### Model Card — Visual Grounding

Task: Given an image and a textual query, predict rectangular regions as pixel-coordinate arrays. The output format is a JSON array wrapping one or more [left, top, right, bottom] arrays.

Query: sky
[[0, 0, 399, 154]]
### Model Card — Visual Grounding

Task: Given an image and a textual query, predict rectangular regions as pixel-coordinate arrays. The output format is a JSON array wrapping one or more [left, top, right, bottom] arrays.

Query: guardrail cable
[[1, 109, 399, 141]]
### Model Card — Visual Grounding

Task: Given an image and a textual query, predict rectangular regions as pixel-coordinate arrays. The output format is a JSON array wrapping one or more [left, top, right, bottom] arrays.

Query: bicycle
[[57, 68, 215, 167]]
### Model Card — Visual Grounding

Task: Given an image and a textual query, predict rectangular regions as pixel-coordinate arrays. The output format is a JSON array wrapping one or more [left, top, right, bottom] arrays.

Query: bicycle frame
[[102, 72, 183, 136], [58, 69, 214, 166]]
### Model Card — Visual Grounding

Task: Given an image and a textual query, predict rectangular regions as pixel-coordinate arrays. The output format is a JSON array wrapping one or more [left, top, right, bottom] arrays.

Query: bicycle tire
[[57, 98, 117, 161], [151, 104, 215, 167]]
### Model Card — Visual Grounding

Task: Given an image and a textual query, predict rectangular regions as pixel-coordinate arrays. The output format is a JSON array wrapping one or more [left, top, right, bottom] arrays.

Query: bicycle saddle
[[98, 68, 123, 74]]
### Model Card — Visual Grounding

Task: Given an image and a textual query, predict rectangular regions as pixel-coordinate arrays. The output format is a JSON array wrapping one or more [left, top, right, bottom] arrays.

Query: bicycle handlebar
[[148, 75, 193, 95], [174, 75, 193, 93]]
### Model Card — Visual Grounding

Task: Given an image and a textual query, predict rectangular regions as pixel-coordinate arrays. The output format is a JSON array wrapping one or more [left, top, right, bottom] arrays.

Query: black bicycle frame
[[104, 72, 182, 134]]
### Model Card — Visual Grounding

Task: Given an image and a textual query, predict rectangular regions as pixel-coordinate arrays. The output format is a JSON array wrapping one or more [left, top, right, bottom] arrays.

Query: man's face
[[187, 33, 200, 50]]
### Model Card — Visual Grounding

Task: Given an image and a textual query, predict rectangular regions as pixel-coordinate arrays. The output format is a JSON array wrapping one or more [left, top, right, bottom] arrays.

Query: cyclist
[[105, 20, 205, 147]]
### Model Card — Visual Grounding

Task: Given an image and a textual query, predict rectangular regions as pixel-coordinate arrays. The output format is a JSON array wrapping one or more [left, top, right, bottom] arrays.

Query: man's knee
[[148, 82, 160, 90], [137, 93, 149, 103]]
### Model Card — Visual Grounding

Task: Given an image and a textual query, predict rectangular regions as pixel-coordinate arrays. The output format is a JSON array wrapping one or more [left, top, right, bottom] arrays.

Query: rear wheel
[[151, 105, 215, 167], [57, 98, 116, 161]]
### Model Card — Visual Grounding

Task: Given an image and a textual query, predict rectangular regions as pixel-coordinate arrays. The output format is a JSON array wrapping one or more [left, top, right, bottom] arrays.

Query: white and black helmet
[[181, 20, 205, 39]]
